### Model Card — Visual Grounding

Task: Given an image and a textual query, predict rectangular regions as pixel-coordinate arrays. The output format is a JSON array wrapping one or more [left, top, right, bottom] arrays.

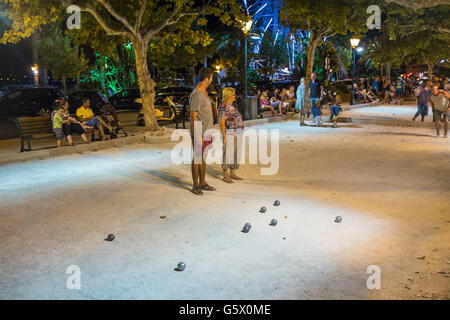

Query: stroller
[[99, 104, 128, 139]]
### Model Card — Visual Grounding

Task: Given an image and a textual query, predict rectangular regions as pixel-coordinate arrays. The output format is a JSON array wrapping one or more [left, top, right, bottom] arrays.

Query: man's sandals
[[199, 184, 216, 191], [191, 184, 216, 195]]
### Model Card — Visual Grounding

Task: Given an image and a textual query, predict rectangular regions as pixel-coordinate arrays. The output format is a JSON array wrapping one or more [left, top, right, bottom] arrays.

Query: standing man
[[309, 72, 321, 120], [429, 84, 450, 138], [412, 81, 431, 122], [190, 67, 216, 195]]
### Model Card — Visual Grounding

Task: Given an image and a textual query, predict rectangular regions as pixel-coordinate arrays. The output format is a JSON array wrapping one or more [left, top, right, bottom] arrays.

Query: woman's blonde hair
[[222, 87, 236, 103]]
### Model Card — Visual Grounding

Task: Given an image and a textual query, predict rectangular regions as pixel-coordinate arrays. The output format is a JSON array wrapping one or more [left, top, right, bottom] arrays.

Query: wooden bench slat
[[15, 116, 98, 152], [16, 117, 51, 124]]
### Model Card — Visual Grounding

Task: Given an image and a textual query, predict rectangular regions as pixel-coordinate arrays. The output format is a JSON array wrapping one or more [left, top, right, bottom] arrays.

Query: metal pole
[[243, 36, 249, 119], [351, 48, 356, 105], [34, 72, 39, 87]]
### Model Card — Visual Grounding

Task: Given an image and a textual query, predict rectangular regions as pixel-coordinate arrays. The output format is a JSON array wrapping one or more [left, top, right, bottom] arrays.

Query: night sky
[[0, 15, 34, 81]]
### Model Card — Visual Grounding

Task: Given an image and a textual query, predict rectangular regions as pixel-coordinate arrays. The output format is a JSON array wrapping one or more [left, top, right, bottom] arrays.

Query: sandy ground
[[0, 107, 449, 300], [345, 105, 435, 122]]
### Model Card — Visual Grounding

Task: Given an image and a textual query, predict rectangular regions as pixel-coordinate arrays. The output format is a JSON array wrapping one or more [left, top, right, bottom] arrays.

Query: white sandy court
[[0, 115, 449, 299]]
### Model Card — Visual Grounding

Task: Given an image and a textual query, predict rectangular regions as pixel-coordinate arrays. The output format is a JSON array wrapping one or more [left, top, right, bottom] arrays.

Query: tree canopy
[[0, 0, 247, 130]]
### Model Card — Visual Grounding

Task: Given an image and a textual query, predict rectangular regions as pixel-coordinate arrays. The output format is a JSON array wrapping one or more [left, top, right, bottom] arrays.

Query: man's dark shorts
[[434, 109, 449, 121]]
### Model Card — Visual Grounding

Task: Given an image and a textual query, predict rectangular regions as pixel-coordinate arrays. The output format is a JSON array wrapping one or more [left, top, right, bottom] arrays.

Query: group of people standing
[[188, 68, 449, 195], [412, 80, 449, 138], [369, 75, 410, 105], [296, 72, 343, 128], [189, 67, 244, 196]]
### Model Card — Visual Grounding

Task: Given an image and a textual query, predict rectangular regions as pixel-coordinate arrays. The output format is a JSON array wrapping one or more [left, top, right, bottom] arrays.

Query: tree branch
[[135, 0, 147, 32], [76, 2, 130, 37], [144, 1, 203, 45], [97, 0, 135, 35], [385, 0, 450, 10]]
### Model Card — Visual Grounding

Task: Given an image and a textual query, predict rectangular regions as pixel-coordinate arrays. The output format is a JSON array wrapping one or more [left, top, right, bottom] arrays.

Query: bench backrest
[[15, 116, 53, 137]]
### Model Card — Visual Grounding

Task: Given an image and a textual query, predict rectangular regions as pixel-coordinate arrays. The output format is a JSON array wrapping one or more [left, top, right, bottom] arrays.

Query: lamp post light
[[241, 18, 253, 119], [214, 64, 222, 86], [350, 38, 360, 105], [31, 64, 39, 86]]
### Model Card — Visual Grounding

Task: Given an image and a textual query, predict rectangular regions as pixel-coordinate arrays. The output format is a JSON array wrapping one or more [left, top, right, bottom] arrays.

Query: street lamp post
[[350, 38, 360, 105], [31, 64, 39, 86], [241, 19, 253, 119]]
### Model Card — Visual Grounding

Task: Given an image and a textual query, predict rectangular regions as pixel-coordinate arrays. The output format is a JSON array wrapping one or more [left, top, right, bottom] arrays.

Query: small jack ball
[[259, 207, 267, 213], [335, 216, 342, 223], [273, 200, 280, 206], [177, 262, 185, 271], [105, 234, 115, 241], [270, 219, 277, 226]]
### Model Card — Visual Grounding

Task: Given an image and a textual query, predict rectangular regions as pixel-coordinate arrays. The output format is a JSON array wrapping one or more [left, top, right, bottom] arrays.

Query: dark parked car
[[0, 87, 63, 120], [67, 90, 109, 115], [109, 88, 141, 110]]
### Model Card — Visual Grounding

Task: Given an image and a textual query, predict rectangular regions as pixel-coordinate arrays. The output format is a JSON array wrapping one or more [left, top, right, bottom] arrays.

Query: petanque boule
[[259, 207, 266, 213], [273, 200, 280, 206], [335, 216, 343, 223], [242, 223, 251, 233], [105, 234, 115, 241], [177, 262, 186, 271], [270, 219, 277, 226]]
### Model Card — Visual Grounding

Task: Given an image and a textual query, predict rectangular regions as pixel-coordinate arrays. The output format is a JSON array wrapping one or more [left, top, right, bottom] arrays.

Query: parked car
[[109, 88, 141, 110], [0, 87, 63, 120], [67, 90, 109, 115]]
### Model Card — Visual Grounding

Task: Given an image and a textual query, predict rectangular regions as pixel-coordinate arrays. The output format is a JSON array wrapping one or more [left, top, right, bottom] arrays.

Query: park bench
[[15, 116, 96, 152]]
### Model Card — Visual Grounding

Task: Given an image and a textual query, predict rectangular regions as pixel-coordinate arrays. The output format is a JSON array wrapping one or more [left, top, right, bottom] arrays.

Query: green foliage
[[281, 0, 371, 38], [256, 33, 290, 80], [33, 23, 88, 90], [78, 46, 136, 96], [366, 2, 449, 74]]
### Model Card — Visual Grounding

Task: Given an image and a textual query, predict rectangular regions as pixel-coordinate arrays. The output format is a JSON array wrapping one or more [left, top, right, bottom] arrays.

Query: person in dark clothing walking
[[412, 81, 431, 122]]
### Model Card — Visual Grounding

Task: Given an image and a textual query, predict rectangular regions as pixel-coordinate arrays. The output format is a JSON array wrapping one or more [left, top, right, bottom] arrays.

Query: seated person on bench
[[76, 97, 113, 140], [260, 90, 281, 116]]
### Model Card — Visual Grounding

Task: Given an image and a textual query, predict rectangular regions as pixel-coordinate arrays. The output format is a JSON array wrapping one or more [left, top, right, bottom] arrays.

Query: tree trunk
[[191, 65, 197, 87], [333, 48, 349, 78], [380, 64, 384, 77], [427, 63, 433, 79], [41, 68, 49, 86], [133, 37, 159, 131], [62, 74, 67, 95], [305, 33, 321, 102], [386, 63, 391, 80]]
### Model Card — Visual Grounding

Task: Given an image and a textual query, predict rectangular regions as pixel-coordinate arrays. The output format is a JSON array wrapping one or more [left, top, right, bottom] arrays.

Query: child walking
[[311, 99, 322, 126], [52, 105, 65, 147]]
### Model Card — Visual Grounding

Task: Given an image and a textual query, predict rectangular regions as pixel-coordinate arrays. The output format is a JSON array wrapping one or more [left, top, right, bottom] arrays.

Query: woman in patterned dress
[[218, 87, 245, 183]]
